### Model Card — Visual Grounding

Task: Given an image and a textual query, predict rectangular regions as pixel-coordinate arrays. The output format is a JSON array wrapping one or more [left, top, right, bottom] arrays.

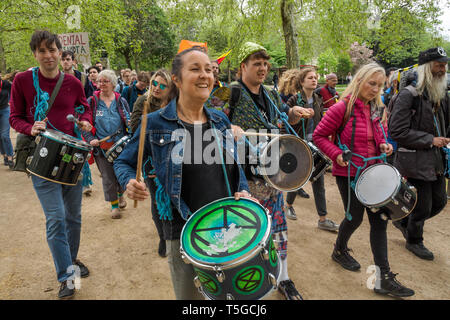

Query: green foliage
[[317, 48, 338, 75]]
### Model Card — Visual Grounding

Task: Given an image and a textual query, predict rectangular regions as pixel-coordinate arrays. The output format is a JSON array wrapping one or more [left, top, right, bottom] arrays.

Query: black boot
[[374, 272, 415, 298], [58, 280, 75, 299], [158, 239, 167, 257], [406, 242, 434, 260], [331, 246, 361, 271]]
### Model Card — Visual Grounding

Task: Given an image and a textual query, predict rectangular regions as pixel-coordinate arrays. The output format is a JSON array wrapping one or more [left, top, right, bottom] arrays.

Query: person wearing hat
[[315, 73, 340, 111], [228, 42, 310, 300], [389, 47, 450, 261]]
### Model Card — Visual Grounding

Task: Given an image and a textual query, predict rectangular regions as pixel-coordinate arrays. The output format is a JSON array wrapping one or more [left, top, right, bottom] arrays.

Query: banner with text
[[58, 32, 91, 69]]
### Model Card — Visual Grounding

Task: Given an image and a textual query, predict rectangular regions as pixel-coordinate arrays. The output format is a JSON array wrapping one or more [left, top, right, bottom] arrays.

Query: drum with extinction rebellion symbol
[[180, 197, 280, 300]]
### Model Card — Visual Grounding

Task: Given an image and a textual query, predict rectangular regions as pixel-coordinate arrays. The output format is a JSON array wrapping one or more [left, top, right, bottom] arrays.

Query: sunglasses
[[152, 80, 167, 90]]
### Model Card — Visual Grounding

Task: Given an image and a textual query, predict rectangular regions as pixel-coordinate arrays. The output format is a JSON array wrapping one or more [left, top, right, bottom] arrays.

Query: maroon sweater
[[9, 69, 92, 137]]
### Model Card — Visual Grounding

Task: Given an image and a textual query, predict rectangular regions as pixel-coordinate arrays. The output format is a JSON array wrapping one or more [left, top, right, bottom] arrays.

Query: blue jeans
[[32, 175, 83, 282], [0, 107, 13, 156]]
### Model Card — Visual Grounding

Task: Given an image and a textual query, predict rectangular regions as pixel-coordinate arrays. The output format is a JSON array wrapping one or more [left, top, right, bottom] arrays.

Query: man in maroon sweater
[[9, 30, 92, 299]]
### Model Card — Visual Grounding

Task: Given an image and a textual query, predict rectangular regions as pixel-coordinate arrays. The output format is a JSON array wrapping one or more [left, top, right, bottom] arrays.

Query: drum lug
[[262, 249, 269, 261], [391, 197, 399, 206], [268, 273, 277, 289], [401, 207, 410, 214], [193, 276, 201, 289], [51, 166, 59, 177], [215, 270, 225, 283], [409, 185, 417, 193], [401, 177, 407, 184], [26, 156, 33, 166], [60, 145, 67, 156], [72, 153, 85, 164], [180, 250, 190, 265], [380, 213, 389, 221], [226, 293, 235, 300]]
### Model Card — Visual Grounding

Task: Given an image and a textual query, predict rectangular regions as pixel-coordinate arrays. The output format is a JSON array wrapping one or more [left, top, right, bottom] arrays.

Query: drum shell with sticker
[[27, 129, 93, 185], [355, 163, 417, 221], [180, 197, 280, 300], [105, 135, 131, 163]]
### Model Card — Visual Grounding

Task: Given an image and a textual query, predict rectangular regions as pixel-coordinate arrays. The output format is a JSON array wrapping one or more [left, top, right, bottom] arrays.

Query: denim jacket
[[113, 98, 249, 220]]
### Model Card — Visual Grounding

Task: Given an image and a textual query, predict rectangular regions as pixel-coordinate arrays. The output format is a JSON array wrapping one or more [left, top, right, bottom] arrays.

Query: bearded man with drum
[[9, 30, 93, 299], [389, 47, 450, 261], [228, 42, 309, 300]]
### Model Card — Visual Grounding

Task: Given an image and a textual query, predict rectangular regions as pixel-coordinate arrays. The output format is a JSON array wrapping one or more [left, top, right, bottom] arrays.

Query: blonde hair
[[279, 69, 302, 95], [340, 63, 385, 121], [144, 68, 172, 111]]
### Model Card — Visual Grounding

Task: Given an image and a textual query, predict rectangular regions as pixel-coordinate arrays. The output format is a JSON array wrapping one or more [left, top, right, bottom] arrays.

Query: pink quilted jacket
[[312, 97, 387, 177]]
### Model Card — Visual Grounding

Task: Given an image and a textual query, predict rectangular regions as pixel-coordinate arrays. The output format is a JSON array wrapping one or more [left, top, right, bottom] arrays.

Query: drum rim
[[180, 197, 272, 270], [26, 169, 78, 186], [40, 129, 93, 151], [355, 163, 402, 207], [260, 135, 313, 192]]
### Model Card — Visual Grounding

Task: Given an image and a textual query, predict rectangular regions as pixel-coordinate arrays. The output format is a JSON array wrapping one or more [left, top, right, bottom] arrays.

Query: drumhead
[[260, 135, 313, 191], [41, 129, 92, 151], [355, 163, 400, 206], [181, 197, 270, 269]]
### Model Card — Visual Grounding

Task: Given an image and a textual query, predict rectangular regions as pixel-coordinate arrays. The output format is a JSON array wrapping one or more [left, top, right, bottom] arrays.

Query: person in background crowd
[[95, 61, 103, 71], [346, 72, 353, 84], [278, 68, 312, 199], [60, 51, 86, 87], [273, 72, 279, 91], [315, 73, 340, 111], [130, 69, 172, 257], [85, 66, 100, 99], [204, 59, 230, 115], [0, 72, 14, 169], [121, 71, 150, 112], [116, 68, 132, 95], [284, 67, 339, 232], [83, 70, 130, 219]]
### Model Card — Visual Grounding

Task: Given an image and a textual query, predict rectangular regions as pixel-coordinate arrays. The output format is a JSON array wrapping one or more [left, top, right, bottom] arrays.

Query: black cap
[[418, 47, 449, 65]]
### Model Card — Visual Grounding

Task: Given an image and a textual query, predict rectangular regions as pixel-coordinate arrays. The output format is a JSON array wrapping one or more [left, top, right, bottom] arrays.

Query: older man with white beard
[[389, 47, 450, 261]]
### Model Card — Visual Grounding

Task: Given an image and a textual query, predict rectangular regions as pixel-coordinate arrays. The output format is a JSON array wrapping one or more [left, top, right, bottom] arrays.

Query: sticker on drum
[[355, 163, 401, 207]]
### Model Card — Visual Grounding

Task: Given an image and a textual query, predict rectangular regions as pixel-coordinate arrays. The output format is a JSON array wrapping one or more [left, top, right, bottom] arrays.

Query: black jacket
[[389, 86, 450, 181]]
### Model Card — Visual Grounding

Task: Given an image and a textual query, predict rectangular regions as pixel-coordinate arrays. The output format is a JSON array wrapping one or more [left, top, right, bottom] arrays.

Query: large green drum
[[180, 197, 280, 300]]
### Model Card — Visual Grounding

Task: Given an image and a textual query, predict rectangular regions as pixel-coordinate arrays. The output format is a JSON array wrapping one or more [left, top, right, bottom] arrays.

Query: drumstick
[[134, 100, 149, 208], [98, 135, 113, 143], [241, 132, 283, 138]]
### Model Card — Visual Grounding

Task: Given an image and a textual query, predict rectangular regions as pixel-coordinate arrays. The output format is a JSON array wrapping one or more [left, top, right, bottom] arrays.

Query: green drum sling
[[180, 197, 280, 300]]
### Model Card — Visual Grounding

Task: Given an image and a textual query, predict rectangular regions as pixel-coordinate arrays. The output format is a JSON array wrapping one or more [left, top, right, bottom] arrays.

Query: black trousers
[[145, 177, 164, 242], [399, 175, 447, 244], [335, 176, 390, 273]]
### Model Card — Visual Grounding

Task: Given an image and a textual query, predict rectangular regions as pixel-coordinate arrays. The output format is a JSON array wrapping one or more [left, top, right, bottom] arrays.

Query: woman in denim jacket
[[114, 47, 252, 300]]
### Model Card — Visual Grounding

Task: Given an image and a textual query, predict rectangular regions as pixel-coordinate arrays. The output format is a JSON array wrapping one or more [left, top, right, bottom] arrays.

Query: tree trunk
[[281, 0, 300, 69], [0, 36, 7, 74]]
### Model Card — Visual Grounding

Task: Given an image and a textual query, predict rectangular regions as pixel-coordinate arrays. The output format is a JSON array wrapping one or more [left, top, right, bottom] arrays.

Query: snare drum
[[105, 135, 131, 163], [180, 197, 280, 300], [355, 163, 417, 221], [307, 141, 332, 182], [27, 129, 93, 186]]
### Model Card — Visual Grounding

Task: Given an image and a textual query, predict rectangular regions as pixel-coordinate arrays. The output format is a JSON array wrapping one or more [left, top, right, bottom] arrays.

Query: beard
[[427, 74, 447, 105]]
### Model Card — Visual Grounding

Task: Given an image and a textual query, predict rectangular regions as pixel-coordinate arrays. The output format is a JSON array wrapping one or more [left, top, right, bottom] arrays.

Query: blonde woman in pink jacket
[[313, 63, 414, 298]]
